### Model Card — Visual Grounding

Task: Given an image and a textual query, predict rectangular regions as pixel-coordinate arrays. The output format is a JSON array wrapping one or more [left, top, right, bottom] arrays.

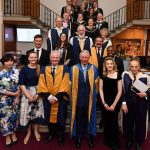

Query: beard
[[78, 33, 85, 39]]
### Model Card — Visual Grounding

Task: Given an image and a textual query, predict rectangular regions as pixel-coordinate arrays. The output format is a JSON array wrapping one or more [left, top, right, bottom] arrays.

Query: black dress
[[102, 73, 121, 147]]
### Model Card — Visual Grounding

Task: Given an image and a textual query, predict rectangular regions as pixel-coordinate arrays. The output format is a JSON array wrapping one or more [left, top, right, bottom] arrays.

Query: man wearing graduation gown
[[70, 50, 99, 148], [122, 57, 150, 150], [38, 51, 70, 146], [70, 25, 93, 66], [47, 17, 70, 52], [89, 36, 107, 75]]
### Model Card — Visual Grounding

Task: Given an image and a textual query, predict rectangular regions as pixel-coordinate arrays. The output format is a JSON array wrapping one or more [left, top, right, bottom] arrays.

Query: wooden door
[[21, 0, 40, 19], [4, 25, 16, 52]]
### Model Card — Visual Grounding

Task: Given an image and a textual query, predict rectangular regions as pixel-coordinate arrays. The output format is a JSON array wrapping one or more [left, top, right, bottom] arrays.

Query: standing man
[[70, 25, 93, 65], [89, 36, 107, 74], [70, 50, 99, 148], [122, 57, 150, 150], [38, 51, 70, 146], [106, 46, 124, 76], [47, 17, 70, 52], [25, 34, 50, 66]]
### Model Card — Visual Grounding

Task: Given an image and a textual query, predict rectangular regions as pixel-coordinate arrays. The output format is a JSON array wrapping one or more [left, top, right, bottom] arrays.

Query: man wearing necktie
[[70, 50, 99, 148], [122, 57, 150, 150], [38, 51, 70, 146], [25, 34, 50, 66], [89, 36, 107, 76]]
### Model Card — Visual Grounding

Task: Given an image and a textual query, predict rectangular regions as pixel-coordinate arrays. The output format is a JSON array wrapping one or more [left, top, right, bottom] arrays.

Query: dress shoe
[[75, 138, 81, 148], [136, 143, 141, 150], [88, 139, 94, 148], [58, 137, 64, 146], [45, 134, 53, 144], [99, 119, 104, 129], [124, 141, 132, 150]]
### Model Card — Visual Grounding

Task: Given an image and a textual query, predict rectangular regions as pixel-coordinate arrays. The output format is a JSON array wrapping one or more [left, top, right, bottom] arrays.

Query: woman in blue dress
[[19, 51, 44, 144], [0, 54, 20, 147]]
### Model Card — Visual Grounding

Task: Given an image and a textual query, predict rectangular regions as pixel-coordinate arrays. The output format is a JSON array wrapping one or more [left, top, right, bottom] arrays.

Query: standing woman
[[99, 57, 122, 150], [0, 54, 20, 146], [19, 51, 44, 144], [55, 32, 72, 67]]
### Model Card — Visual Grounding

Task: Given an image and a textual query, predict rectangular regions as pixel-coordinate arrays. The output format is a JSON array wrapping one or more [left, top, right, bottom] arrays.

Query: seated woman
[[19, 51, 44, 144], [0, 54, 20, 147], [55, 33, 72, 67], [99, 57, 122, 150]]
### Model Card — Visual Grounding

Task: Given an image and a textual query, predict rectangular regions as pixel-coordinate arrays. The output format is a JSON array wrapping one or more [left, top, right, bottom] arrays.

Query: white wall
[[40, 0, 66, 15], [17, 31, 47, 54], [40, 0, 127, 17], [98, 0, 126, 17]]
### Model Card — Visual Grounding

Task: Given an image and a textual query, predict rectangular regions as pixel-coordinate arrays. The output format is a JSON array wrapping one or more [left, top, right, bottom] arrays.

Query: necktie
[[52, 67, 56, 78], [36, 49, 39, 61], [133, 75, 136, 83], [97, 49, 101, 63], [79, 39, 85, 51], [83, 66, 87, 82]]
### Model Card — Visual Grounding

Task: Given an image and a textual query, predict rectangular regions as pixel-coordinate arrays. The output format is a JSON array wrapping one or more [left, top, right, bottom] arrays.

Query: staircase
[[104, 0, 150, 37], [3, 0, 60, 32], [2, 0, 150, 132], [3, 0, 150, 35]]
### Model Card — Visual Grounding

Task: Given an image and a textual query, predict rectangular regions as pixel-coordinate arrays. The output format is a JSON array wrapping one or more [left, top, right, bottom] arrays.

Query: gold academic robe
[[38, 65, 70, 124]]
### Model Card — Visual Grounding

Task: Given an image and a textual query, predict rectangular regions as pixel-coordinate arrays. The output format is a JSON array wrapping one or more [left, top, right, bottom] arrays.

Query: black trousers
[[47, 123, 65, 138], [123, 100, 147, 145]]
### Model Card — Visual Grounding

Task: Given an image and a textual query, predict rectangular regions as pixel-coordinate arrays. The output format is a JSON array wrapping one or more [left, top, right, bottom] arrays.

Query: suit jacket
[[26, 48, 50, 66], [96, 20, 108, 30]]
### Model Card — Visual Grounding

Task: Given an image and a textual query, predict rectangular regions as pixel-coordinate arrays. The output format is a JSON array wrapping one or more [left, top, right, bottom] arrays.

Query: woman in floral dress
[[0, 54, 20, 147], [19, 51, 44, 144]]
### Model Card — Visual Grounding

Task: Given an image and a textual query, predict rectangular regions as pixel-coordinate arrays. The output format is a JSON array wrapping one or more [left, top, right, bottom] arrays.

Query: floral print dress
[[0, 68, 19, 136]]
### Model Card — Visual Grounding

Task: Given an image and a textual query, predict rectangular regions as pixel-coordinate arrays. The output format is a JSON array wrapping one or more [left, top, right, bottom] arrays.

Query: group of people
[[0, 1, 150, 150]]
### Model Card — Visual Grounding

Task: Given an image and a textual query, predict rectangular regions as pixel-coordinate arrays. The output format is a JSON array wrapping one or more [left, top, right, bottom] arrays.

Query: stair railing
[[3, 0, 60, 29], [104, 0, 150, 32]]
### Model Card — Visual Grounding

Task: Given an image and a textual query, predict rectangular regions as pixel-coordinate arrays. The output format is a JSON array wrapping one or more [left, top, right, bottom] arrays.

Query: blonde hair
[[103, 57, 117, 77]]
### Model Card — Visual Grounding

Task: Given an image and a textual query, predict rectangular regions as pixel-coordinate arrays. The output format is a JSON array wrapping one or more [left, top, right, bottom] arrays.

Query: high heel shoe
[[12, 139, 18, 144], [5, 142, 12, 147]]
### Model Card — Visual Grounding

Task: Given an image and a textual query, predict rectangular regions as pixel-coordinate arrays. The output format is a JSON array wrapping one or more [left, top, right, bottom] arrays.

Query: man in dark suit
[[26, 34, 50, 66], [106, 46, 124, 76]]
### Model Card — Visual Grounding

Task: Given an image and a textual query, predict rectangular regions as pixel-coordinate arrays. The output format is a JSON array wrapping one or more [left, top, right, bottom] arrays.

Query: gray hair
[[50, 50, 61, 58], [79, 50, 90, 58], [77, 24, 86, 31]]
